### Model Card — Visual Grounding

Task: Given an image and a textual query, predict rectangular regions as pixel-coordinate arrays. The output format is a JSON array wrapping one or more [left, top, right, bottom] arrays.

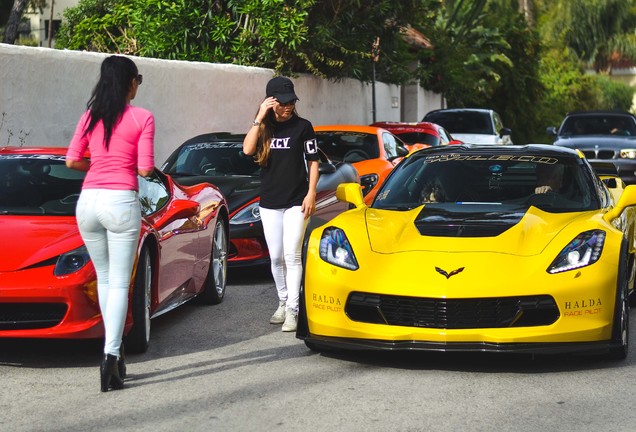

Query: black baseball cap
[[266, 76, 299, 104]]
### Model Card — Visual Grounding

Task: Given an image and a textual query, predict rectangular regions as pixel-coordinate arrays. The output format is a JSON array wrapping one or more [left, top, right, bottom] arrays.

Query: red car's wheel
[[126, 246, 152, 354], [199, 219, 228, 305]]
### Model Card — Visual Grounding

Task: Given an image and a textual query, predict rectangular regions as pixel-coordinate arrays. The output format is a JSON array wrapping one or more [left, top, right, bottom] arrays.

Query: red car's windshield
[[0, 155, 84, 216]]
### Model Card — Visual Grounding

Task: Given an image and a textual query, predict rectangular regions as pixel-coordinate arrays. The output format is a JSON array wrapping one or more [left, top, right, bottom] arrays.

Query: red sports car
[[370, 121, 463, 150], [0, 147, 229, 353]]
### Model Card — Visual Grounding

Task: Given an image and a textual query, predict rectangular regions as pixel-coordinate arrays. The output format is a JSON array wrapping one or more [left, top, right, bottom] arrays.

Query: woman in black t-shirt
[[243, 76, 319, 332]]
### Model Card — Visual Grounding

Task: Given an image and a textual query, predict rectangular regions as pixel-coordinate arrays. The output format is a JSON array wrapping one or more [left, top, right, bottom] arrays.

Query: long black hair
[[83, 55, 138, 149]]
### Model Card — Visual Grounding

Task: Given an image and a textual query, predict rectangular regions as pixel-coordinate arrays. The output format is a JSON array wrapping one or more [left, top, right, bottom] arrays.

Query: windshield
[[560, 115, 636, 136], [0, 154, 85, 216], [163, 142, 260, 176], [424, 111, 494, 135], [373, 152, 599, 213], [316, 132, 382, 162], [394, 132, 440, 146]]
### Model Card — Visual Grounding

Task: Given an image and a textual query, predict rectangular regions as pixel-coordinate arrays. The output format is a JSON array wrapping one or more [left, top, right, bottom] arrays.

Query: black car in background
[[161, 133, 359, 267], [548, 111, 636, 184]]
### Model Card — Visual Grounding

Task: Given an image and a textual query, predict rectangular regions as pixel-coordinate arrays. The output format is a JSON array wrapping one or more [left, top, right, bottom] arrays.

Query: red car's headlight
[[54, 246, 91, 276]]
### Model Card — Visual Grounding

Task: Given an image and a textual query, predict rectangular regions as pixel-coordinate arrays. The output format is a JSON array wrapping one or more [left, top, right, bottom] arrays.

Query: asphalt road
[[3, 266, 636, 432]]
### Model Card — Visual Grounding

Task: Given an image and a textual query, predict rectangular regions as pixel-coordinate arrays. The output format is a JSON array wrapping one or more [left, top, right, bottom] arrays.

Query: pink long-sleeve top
[[66, 105, 155, 191]]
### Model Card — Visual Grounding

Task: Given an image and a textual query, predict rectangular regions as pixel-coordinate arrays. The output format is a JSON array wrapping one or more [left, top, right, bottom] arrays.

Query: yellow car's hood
[[366, 206, 593, 256]]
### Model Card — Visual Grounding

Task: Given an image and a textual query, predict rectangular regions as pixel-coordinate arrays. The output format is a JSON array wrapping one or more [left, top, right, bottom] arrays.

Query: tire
[[608, 246, 630, 360], [125, 246, 152, 354], [628, 253, 636, 306], [295, 263, 309, 338], [198, 219, 228, 305], [305, 340, 321, 352]]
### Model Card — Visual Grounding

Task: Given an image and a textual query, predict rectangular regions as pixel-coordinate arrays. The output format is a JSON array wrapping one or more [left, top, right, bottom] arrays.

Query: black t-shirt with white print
[[259, 114, 319, 209]]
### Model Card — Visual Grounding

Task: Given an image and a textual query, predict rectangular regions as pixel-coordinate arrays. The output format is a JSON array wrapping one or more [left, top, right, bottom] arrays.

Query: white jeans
[[76, 189, 141, 357], [260, 206, 308, 313]]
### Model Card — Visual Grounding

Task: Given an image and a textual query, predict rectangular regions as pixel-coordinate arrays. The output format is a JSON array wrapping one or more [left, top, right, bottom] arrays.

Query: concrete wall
[[0, 43, 440, 164]]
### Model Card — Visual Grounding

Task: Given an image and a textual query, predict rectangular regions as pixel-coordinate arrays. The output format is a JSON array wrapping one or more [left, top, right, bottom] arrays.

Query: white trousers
[[260, 206, 308, 313], [76, 189, 141, 357]]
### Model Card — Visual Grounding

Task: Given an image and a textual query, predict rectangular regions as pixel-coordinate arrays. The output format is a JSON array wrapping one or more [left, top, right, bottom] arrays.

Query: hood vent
[[414, 206, 525, 238]]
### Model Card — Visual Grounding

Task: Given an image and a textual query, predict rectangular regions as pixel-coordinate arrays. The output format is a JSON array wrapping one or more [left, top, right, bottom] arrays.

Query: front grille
[[581, 149, 617, 160], [346, 292, 559, 329], [597, 150, 617, 159], [0, 303, 68, 330]]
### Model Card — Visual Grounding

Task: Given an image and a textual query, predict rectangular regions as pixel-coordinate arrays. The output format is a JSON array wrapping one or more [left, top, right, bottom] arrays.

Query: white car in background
[[422, 108, 513, 145]]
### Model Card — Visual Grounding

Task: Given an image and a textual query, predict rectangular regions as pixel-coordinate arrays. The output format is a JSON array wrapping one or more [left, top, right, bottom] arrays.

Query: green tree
[[55, 0, 432, 83], [417, 0, 634, 142], [537, 48, 634, 128], [539, 0, 636, 74], [533, 0, 636, 134], [485, 0, 544, 144], [3, 0, 29, 43], [53, 0, 118, 50], [301, 0, 429, 83], [2, 0, 48, 44], [416, 0, 513, 106], [536, 48, 596, 133]]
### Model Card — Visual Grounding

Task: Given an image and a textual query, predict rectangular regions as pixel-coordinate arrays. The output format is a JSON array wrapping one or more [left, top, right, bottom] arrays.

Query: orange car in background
[[370, 121, 463, 149], [314, 125, 410, 204]]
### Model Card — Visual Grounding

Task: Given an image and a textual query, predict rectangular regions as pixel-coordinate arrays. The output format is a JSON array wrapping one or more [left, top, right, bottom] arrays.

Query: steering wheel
[[342, 149, 370, 162]]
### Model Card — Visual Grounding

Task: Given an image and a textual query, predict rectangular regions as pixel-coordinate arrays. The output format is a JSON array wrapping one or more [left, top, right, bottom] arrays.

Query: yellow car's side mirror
[[604, 184, 636, 223], [336, 183, 365, 209], [600, 176, 619, 189]]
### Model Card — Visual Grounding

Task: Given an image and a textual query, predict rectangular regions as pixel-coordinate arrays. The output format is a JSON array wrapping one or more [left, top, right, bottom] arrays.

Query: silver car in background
[[422, 108, 513, 145]]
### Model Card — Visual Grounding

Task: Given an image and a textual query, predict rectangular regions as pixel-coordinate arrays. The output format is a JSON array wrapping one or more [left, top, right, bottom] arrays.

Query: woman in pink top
[[66, 55, 155, 392]]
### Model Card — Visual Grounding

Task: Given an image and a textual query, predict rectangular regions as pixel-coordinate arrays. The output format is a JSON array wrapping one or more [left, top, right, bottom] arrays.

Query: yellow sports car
[[297, 144, 636, 359]]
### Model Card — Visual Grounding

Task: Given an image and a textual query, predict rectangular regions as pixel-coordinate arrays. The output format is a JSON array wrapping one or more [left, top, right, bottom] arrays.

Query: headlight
[[230, 201, 260, 225], [620, 149, 636, 159], [547, 230, 605, 274], [360, 174, 379, 197], [319, 227, 359, 270], [54, 246, 91, 276]]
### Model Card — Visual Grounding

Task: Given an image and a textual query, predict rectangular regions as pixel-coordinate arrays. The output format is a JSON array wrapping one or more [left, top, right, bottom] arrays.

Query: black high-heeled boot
[[100, 354, 124, 392], [118, 344, 126, 380]]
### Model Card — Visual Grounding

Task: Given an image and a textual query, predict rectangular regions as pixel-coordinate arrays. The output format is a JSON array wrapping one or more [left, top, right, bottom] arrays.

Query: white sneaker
[[281, 309, 298, 332], [270, 301, 287, 324]]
